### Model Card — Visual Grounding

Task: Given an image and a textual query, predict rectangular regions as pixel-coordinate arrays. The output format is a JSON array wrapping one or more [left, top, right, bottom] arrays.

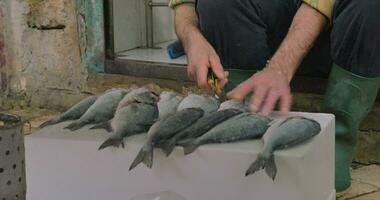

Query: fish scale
[[39, 96, 98, 128], [64, 89, 129, 131], [160, 108, 243, 157], [98, 91, 159, 150], [182, 113, 272, 155], [129, 108, 205, 170]]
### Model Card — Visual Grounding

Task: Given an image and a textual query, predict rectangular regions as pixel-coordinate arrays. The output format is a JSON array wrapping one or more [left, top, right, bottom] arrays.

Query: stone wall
[[0, 0, 88, 110]]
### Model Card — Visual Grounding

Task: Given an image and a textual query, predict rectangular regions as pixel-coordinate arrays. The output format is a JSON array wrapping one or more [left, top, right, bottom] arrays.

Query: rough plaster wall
[[1, 0, 27, 96], [1, 0, 89, 109], [0, 5, 8, 92]]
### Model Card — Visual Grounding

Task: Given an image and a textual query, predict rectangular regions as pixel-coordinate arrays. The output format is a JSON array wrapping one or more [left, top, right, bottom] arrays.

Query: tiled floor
[[117, 40, 187, 65], [338, 165, 380, 200]]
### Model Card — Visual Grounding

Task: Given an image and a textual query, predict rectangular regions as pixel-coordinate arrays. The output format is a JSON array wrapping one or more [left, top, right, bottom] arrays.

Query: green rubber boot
[[321, 64, 380, 196]]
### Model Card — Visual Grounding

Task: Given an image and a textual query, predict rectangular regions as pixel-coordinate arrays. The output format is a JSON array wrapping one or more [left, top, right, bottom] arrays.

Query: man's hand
[[228, 65, 291, 115], [228, 3, 326, 115], [174, 4, 227, 92], [186, 32, 228, 91]]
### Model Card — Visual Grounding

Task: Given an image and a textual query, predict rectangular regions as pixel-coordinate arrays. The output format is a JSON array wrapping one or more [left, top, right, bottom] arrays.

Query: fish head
[[177, 94, 220, 113], [134, 91, 159, 105]]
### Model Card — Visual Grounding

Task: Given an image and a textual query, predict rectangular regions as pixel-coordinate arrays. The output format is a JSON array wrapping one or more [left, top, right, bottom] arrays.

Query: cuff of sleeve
[[302, 0, 335, 21], [169, 0, 196, 9]]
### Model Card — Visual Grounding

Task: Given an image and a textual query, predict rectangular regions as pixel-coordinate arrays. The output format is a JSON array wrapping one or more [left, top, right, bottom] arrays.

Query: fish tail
[[90, 121, 112, 132], [64, 120, 86, 131], [182, 141, 199, 155], [264, 154, 277, 181], [245, 154, 277, 180], [98, 136, 124, 150], [39, 118, 60, 128], [160, 138, 176, 157], [129, 144, 153, 171]]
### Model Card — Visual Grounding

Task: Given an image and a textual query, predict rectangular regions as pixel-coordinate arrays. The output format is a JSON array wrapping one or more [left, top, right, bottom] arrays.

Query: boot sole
[[336, 186, 351, 198]]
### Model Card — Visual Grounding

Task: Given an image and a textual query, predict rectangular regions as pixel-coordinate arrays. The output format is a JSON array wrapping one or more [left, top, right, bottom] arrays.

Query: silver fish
[[65, 89, 128, 131], [115, 88, 149, 111], [90, 88, 151, 131], [158, 91, 184, 119], [245, 117, 321, 180], [177, 94, 220, 113], [160, 108, 243, 157], [129, 108, 204, 170], [39, 96, 98, 128], [182, 113, 272, 155], [98, 91, 159, 150], [217, 99, 248, 112]]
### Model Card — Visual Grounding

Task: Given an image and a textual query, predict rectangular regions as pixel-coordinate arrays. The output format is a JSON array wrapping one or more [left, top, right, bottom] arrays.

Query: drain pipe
[[145, 0, 168, 48]]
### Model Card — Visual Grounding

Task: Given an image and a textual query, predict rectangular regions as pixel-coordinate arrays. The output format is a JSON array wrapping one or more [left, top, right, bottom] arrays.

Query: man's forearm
[[174, 5, 202, 51], [267, 3, 327, 82]]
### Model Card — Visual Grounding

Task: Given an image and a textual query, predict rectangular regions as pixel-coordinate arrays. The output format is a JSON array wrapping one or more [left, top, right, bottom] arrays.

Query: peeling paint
[[76, 0, 105, 72]]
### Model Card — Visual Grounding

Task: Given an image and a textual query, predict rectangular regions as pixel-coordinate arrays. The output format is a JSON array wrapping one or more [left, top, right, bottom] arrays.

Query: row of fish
[[40, 88, 321, 180]]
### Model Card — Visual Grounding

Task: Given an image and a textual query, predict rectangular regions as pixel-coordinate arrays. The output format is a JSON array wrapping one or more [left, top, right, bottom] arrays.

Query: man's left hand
[[227, 66, 292, 116]]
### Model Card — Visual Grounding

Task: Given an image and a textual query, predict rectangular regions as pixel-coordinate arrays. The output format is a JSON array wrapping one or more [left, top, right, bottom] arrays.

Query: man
[[169, 0, 380, 197]]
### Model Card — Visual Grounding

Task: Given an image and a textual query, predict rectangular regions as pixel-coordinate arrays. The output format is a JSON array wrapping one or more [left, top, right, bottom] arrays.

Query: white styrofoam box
[[25, 112, 335, 200]]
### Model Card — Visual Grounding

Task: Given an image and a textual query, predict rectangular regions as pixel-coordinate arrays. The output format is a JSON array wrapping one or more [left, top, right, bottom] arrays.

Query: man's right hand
[[174, 4, 228, 92], [185, 31, 228, 92]]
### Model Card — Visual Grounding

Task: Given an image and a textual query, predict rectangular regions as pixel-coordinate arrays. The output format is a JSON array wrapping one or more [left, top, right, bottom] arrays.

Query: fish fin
[[245, 154, 267, 176], [39, 118, 60, 128], [264, 154, 277, 181], [64, 120, 86, 131], [90, 121, 113, 132], [182, 142, 198, 155], [98, 136, 124, 150], [129, 144, 153, 171], [160, 138, 176, 157]]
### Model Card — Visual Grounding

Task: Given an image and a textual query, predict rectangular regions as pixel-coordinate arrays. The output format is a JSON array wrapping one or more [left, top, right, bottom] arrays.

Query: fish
[[158, 91, 184, 119], [90, 87, 150, 131], [177, 94, 220, 113], [217, 99, 248, 112], [160, 108, 243, 157], [173, 99, 247, 146], [115, 88, 149, 111], [182, 113, 272, 155], [64, 88, 129, 131], [98, 91, 159, 150], [0, 112, 21, 124], [245, 117, 321, 180], [39, 96, 98, 128], [129, 108, 204, 170]]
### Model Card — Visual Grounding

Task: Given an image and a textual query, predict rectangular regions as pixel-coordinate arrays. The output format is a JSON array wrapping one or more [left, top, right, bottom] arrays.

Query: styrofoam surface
[[25, 112, 335, 200]]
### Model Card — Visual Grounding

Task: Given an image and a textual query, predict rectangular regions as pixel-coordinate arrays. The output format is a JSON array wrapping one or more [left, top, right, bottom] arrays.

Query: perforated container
[[0, 113, 26, 200]]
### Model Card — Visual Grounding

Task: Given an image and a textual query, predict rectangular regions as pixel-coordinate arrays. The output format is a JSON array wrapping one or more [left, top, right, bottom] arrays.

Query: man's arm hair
[[267, 3, 327, 81], [174, 5, 201, 51]]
